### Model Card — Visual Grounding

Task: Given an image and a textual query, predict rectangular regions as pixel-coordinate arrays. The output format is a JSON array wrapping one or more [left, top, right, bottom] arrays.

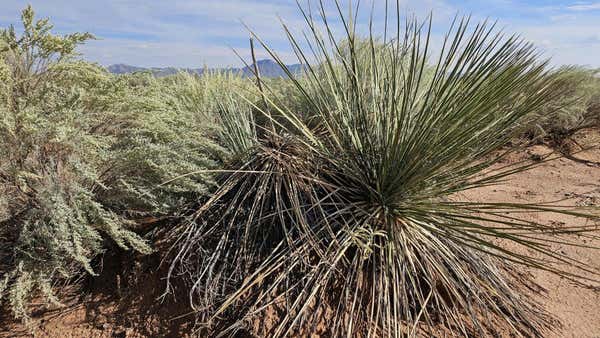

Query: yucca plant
[[169, 1, 600, 336]]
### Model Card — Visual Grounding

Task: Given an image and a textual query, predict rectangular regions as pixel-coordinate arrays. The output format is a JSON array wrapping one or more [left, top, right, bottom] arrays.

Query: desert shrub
[[522, 67, 600, 141], [92, 72, 228, 215], [169, 3, 599, 337], [159, 71, 258, 157], [0, 6, 230, 319]]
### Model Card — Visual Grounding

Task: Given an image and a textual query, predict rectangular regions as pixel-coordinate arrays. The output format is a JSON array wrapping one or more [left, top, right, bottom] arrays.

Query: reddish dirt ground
[[1, 131, 600, 338], [460, 131, 600, 338]]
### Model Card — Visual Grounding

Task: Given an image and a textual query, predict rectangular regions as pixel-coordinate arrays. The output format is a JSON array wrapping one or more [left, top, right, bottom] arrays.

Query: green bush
[[522, 67, 600, 141], [0, 6, 243, 319]]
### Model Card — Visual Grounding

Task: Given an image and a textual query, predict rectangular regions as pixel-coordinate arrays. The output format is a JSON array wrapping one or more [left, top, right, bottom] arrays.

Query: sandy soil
[[1, 131, 600, 338], [461, 131, 600, 338]]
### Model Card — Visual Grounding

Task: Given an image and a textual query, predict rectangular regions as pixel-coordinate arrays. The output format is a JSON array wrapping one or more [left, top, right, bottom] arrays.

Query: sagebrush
[[0, 6, 252, 319]]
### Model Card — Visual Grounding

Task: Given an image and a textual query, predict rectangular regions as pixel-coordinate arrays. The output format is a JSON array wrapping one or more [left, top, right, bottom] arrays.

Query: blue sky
[[1, 1, 599, 68]]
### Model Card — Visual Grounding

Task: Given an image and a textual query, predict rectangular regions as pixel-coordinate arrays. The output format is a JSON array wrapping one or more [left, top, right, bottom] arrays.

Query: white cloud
[[1, 0, 600, 67], [567, 2, 600, 11], [511, 15, 600, 67]]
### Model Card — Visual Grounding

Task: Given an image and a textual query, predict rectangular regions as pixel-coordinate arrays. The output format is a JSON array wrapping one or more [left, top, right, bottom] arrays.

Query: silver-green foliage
[[0, 6, 238, 318], [522, 67, 600, 140]]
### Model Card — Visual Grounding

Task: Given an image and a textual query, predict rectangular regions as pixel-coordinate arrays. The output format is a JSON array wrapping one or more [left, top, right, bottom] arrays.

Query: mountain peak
[[255, 59, 277, 65], [106, 60, 303, 78]]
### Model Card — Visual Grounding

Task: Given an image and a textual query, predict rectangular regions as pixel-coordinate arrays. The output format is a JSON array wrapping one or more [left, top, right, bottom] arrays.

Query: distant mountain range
[[107, 59, 303, 78]]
